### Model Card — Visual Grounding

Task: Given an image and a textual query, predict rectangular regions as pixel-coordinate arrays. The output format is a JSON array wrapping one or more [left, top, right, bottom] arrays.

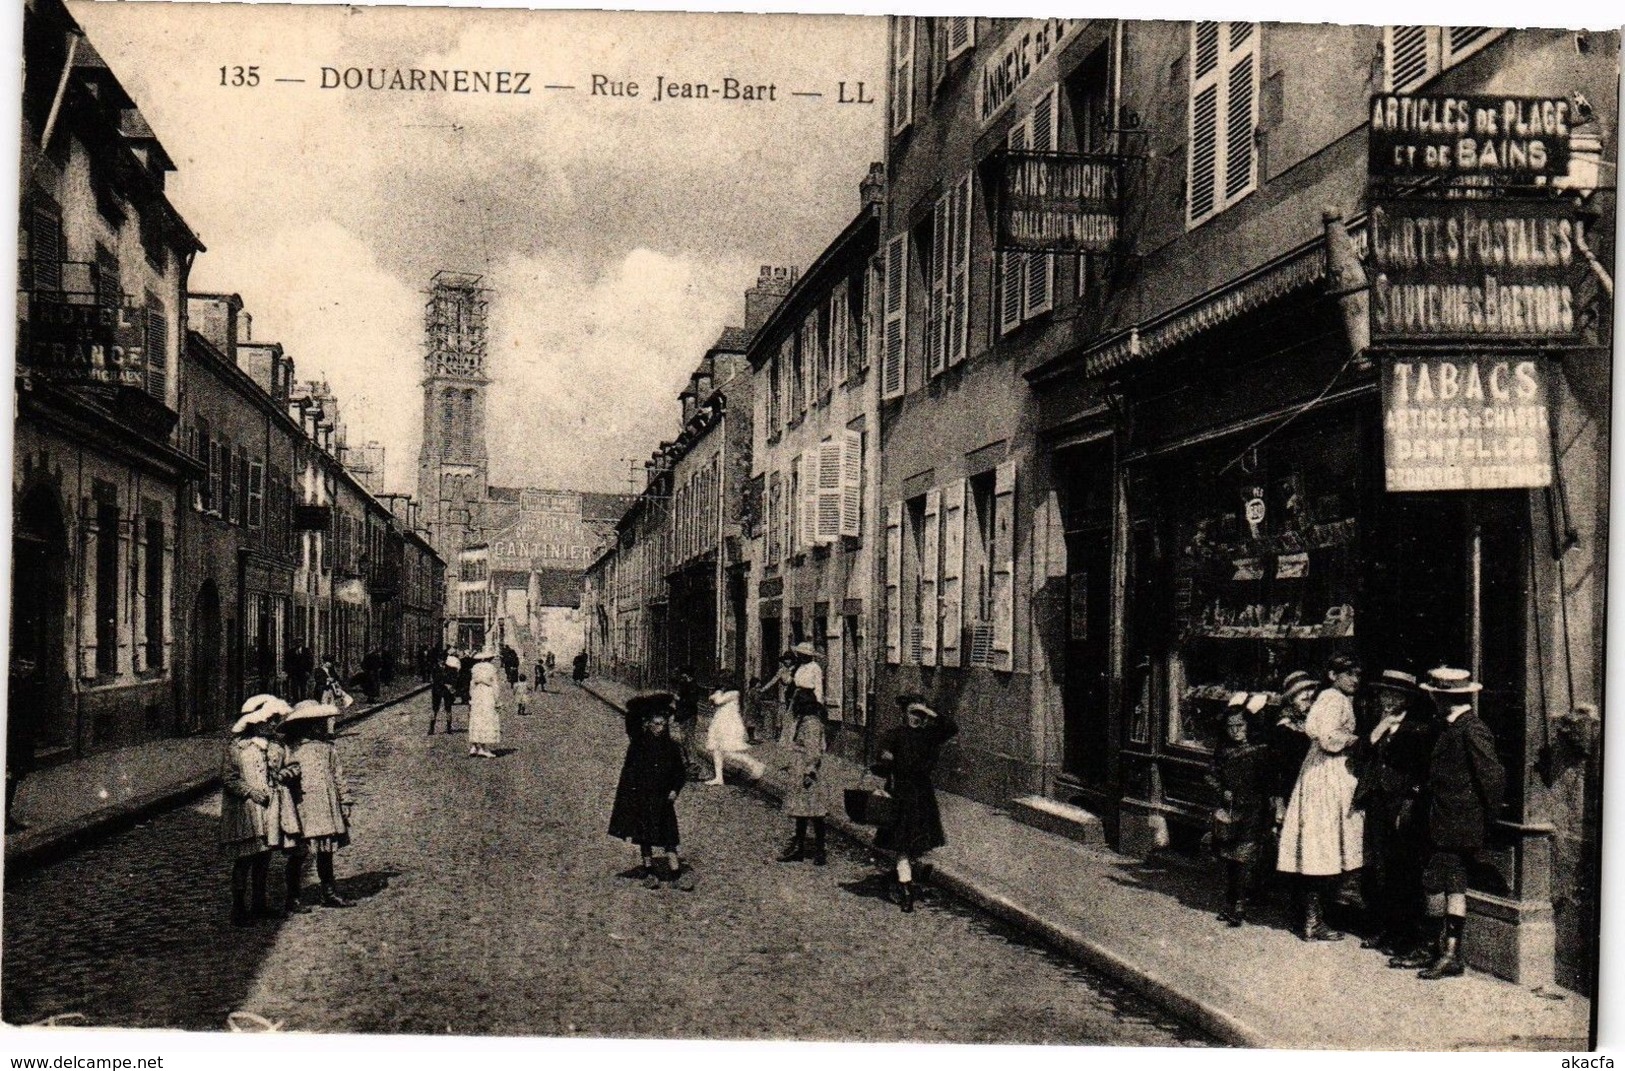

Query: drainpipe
[[715, 400, 727, 675], [40, 30, 82, 155], [1575, 229, 1614, 300]]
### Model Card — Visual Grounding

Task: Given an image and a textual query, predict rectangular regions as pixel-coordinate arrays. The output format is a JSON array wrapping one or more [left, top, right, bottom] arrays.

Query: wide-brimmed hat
[[1369, 669, 1421, 695], [1281, 677, 1319, 704], [240, 693, 285, 717], [1280, 670, 1314, 693], [231, 698, 289, 735], [444, 655, 461, 669], [791, 642, 819, 659], [1419, 666, 1482, 695], [283, 700, 340, 724]]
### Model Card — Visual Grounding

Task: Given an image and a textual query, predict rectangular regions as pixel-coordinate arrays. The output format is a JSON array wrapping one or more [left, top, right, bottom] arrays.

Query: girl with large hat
[[1275, 655, 1366, 941], [219, 694, 289, 925], [467, 646, 503, 759], [281, 701, 355, 908], [777, 642, 830, 865], [608, 692, 695, 891], [871, 694, 959, 913]]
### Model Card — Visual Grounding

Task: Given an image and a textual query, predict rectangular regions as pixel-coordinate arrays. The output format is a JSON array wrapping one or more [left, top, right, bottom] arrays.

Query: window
[[905, 495, 930, 664], [27, 199, 63, 293], [218, 438, 234, 522], [94, 244, 120, 309], [784, 335, 802, 420], [884, 501, 903, 664], [766, 346, 782, 432], [144, 297, 168, 402], [95, 496, 120, 674], [881, 233, 908, 400], [140, 205, 167, 272], [1384, 27, 1501, 92], [946, 17, 975, 62], [236, 447, 250, 527], [891, 16, 915, 136], [248, 461, 265, 529], [810, 307, 831, 403], [196, 418, 213, 512], [1000, 88, 1058, 334], [927, 174, 974, 375], [1187, 22, 1259, 227], [144, 516, 165, 668], [767, 472, 782, 566]]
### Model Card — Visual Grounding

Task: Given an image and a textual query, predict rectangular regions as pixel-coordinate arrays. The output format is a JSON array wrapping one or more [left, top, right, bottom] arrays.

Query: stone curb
[[4, 684, 431, 871], [575, 677, 1257, 1046]]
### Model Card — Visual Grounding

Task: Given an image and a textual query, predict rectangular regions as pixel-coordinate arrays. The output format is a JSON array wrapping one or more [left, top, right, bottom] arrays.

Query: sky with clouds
[[67, 0, 887, 495]]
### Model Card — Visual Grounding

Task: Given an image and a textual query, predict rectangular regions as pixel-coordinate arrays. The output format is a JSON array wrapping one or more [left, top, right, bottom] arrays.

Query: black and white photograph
[[2, 0, 1618, 1060]]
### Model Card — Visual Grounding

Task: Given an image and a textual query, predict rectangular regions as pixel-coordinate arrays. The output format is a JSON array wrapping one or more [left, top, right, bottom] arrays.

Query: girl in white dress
[[703, 683, 764, 785], [1276, 655, 1365, 941]]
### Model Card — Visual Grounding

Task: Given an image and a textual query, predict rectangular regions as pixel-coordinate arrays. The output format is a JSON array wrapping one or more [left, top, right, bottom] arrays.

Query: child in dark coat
[[1207, 706, 1275, 927], [872, 693, 958, 914], [608, 692, 694, 891]]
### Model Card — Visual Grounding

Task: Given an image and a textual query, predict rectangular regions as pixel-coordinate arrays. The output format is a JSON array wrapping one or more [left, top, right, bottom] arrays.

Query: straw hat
[[1369, 669, 1421, 695], [1281, 677, 1319, 704], [1419, 666, 1482, 695], [231, 700, 288, 735], [791, 641, 819, 659], [282, 699, 340, 724], [239, 693, 285, 717]]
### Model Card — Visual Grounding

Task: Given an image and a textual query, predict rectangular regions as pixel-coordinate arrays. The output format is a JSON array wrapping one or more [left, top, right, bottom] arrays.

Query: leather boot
[[1219, 900, 1246, 928], [1302, 891, 1344, 941], [1417, 935, 1465, 979], [1390, 921, 1444, 968], [250, 855, 275, 918], [284, 855, 310, 915], [317, 853, 354, 908], [899, 881, 915, 914], [776, 838, 805, 863]]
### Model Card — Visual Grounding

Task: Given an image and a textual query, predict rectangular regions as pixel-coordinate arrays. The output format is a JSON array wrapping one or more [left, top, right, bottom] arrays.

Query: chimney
[[185, 293, 243, 364], [679, 387, 697, 425], [744, 265, 798, 334], [239, 312, 253, 343], [693, 369, 713, 400], [860, 161, 885, 208]]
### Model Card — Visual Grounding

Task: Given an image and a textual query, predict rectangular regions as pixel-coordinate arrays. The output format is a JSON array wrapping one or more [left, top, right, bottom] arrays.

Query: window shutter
[[78, 499, 99, 678], [799, 453, 818, 551], [825, 614, 844, 719], [939, 478, 966, 667], [815, 439, 842, 544], [831, 280, 850, 386], [30, 204, 63, 292], [144, 303, 168, 401], [767, 350, 780, 431], [803, 313, 822, 403], [949, 173, 973, 366], [839, 429, 863, 539], [929, 196, 949, 377], [947, 16, 974, 60], [1385, 26, 1432, 92], [767, 472, 781, 564], [1000, 121, 1030, 335], [1444, 27, 1493, 64], [885, 502, 903, 664], [920, 487, 941, 666], [882, 233, 908, 400], [891, 16, 915, 136], [990, 461, 1016, 671], [1026, 86, 1058, 317], [1224, 24, 1258, 204], [131, 513, 149, 673], [1188, 83, 1220, 224]]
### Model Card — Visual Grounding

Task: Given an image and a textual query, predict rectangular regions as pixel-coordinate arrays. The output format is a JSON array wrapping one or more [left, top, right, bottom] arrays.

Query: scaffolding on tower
[[424, 270, 492, 379]]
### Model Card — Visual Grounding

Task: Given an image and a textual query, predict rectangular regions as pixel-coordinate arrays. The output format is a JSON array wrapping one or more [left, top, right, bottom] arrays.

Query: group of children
[[219, 693, 355, 924], [1207, 661, 1505, 980]]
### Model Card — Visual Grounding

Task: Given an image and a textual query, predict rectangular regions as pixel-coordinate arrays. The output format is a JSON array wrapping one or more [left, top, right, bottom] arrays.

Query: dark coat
[[873, 714, 958, 857], [1425, 709, 1506, 852], [1267, 716, 1312, 799], [1207, 740, 1273, 862], [608, 711, 687, 848]]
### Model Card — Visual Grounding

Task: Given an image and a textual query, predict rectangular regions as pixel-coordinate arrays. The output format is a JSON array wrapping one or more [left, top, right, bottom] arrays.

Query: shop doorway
[[1058, 441, 1115, 794], [10, 487, 71, 758]]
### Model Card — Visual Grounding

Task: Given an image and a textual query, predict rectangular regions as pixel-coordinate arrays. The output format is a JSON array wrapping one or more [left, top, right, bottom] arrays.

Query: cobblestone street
[[4, 684, 1209, 1044]]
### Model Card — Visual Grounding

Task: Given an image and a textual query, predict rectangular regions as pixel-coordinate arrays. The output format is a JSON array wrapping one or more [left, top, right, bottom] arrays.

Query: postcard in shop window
[[5, 0, 1617, 1054]]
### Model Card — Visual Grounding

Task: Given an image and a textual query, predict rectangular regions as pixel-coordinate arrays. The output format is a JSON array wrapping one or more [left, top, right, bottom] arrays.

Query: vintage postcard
[[3, 0, 1617, 1059]]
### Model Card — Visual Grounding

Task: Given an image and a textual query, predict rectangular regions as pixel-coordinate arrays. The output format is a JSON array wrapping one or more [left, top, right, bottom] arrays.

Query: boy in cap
[[1390, 667, 1505, 979]]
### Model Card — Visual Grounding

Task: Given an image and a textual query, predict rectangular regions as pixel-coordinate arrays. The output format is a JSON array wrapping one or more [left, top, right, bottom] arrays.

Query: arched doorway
[[188, 580, 223, 732], [10, 486, 71, 759]]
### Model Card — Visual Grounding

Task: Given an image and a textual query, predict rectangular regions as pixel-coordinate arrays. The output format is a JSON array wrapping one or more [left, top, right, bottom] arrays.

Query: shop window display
[[1154, 420, 1362, 752]]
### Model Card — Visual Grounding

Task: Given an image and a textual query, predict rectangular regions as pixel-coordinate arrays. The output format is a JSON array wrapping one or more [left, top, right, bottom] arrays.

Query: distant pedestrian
[[314, 654, 353, 710], [361, 650, 383, 702], [872, 694, 958, 913], [282, 701, 355, 909], [220, 694, 289, 925], [572, 651, 588, 682], [671, 666, 705, 778], [756, 651, 796, 745], [467, 648, 503, 758], [288, 646, 314, 703], [1391, 667, 1505, 980], [514, 674, 531, 717], [1207, 703, 1273, 927], [457, 652, 473, 705], [501, 643, 520, 687], [777, 643, 829, 866], [703, 680, 763, 786], [608, 692, 695, 891], [1277, 656, 1365, 942], [431, 653, 459, 734], [535, 658, 548, 693]]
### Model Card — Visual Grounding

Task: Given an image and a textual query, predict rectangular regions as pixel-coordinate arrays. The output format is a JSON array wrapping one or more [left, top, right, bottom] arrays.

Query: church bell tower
[[417, 270, 492, 563]]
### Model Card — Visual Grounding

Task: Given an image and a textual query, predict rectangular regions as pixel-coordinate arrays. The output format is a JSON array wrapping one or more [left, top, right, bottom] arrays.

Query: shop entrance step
[[1010, 794, 1107, 848]]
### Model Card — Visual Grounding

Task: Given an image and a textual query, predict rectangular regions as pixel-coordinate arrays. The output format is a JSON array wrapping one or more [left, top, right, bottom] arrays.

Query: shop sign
[[487, 494, 602, 572], [1369, 198, 1584, 342], [977, 18, 1078, 125], [1381, 355, 1552, 491], [1369, 94, 1573, 185], [995, 151, 1121, 254], [24, 296, 146, 387]]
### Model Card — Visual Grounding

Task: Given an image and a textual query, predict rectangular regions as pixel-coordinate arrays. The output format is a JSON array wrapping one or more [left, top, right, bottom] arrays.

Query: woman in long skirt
[[467, 648, 503, 758], [873, 694, 959, 913], [220, 695, 289, 925], [1277, 655, 1365, 941]]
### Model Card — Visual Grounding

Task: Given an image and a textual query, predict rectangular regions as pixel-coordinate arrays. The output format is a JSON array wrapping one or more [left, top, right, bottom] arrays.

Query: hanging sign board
[[1382, 355, 1552, 491], [1368, 198, 1585, 342], [996, 151, 1121, 254], [24, 297, 147, 387], [1369, 94, 1574, 185]]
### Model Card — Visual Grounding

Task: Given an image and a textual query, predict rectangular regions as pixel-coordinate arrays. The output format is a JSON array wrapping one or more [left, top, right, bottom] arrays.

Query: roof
[[710, 326, 754, 354], [748, 201, 880, 369]]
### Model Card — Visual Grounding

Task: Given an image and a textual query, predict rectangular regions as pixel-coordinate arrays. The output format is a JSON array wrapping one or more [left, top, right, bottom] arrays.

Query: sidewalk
[[577, 676, 1589, 1051], [4, 682, 429, 869]]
